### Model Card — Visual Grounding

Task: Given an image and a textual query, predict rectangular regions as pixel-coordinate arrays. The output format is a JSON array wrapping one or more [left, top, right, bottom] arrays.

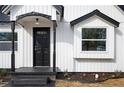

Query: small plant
[[63, 70, 72, 80], [0, 69, 8, 77], [64, 70, 69, 78], [114, 70, 122, 78]]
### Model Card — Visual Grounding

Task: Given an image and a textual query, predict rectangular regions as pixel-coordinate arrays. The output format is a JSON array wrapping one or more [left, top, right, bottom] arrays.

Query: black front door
[[33, 27, 50, 66]]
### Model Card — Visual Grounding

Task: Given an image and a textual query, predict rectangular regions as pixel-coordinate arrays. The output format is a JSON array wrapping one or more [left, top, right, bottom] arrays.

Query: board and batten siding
[[56, 5, 124, 72], [0, 21, 54, 68], [1, 5, 124, 72], [73, 17, 115, 59], [0, 24, 23, 68], [10, 5, 57, 20], [56, 22, 74, 72], [21, 21, 54, 68]]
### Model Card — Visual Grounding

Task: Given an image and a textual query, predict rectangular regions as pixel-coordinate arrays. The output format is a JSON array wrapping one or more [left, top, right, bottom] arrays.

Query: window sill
[[80, 51, 109, 54], [74, 51, 114, 59]]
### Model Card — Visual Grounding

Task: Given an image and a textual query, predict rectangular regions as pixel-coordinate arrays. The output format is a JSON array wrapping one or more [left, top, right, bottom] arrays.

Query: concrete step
[[14, 75, 48, 79], [11, 73, 56, 86], [10, 67, 57, 86], [11, 77, 48, 86]]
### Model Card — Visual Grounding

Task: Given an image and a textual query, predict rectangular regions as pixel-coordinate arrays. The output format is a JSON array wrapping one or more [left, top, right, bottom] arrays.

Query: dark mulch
[[56, 72, 124, 83], [0, 76, 11, 82]]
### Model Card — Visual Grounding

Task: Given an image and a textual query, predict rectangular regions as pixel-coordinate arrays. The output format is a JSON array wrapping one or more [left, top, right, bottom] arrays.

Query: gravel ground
[[55, 78, 124, 87]]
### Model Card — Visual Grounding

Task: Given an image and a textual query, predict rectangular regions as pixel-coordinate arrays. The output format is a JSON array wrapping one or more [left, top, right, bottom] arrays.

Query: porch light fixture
[[35, 18, 39, 25]]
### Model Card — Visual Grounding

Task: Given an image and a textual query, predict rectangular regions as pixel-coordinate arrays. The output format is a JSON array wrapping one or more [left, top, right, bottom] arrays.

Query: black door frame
[[33, 27, 50, 67]]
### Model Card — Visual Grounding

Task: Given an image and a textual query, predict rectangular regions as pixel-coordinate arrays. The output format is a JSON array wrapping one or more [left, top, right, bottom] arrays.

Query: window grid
[[82, 28, 106, 51]]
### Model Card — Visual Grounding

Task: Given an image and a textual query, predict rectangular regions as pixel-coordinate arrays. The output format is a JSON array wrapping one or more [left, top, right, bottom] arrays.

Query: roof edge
[[16, 11, 52, 21], [53, 5, 64, 18], [70, 9, 120, 27]]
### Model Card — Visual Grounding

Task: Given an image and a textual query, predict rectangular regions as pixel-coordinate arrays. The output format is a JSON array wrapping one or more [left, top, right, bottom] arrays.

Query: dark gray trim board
[[0, 5, 12, 14], [0, 21, 10, 24], [118, 5, 124, 11], [16, 11, 51, 21], [70, 9, 120, 27], [53, 5, 64, 17]]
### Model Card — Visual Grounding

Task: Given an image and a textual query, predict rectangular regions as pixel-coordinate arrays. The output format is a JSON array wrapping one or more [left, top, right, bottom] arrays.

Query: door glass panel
[[34, 28, 50, 66]]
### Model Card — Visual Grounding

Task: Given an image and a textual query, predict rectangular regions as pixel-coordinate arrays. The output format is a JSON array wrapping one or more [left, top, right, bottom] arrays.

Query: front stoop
[[10, 71, 56, 86]]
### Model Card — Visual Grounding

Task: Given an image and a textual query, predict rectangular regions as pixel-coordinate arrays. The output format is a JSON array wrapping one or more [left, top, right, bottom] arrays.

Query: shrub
[[0, 69, 8, 77]]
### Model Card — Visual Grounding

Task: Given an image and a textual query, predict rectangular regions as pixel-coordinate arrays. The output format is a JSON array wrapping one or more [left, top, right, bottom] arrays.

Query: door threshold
[[34, 66, 50, 68]]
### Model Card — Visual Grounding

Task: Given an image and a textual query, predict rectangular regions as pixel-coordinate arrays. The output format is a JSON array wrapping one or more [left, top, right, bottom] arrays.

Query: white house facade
[[0, 5, 124, 72]]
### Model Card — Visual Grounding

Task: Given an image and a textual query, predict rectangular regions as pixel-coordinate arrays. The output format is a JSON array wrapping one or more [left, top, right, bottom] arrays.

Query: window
[[0, 32, 17, 51], [82, 28, 106, 51]]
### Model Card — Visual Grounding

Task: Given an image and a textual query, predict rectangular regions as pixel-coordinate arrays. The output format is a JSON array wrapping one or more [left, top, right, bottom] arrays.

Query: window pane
[[82, 28, 106, 39], [82, 41, 106, 51], [0, 32, 17, 41], [0, 42, 17, 51]]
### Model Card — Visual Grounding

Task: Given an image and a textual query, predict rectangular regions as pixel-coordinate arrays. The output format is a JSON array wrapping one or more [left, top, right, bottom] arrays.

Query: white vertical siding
[[0, 25, 11, 68], [56, 5, 124, 72], [20, 21, 53, 68], [0, 5, 56, 68], [0, 53, 11, 68], [64, 5, 124, 22], [73, 17, 115, 59], [56, 22, 74, 72], [0, 25, 22, 68], [0, 21, 53, 68], [10, 5, 56, 21], [2, 5, 124, 72]]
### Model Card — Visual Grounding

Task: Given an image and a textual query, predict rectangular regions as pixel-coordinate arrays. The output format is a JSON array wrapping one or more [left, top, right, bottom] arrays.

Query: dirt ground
[[1, 78, 124, 87], [0, 82, 8, 87], [55, 78, 124, 87]]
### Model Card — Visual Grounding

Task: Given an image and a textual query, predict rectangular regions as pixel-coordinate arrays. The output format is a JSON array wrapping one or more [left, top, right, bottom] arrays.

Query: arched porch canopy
[[15, 11, 57, 28], [15, 11, 57, 26], [11, 11, 57, 72], [16, 11, 52, 21]]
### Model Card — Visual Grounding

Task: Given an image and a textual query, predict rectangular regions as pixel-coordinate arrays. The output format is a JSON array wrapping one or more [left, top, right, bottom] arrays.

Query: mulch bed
[[0, 76, 10, 87], [0, 76, 11, 82], [56, 72, 124, 83]]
